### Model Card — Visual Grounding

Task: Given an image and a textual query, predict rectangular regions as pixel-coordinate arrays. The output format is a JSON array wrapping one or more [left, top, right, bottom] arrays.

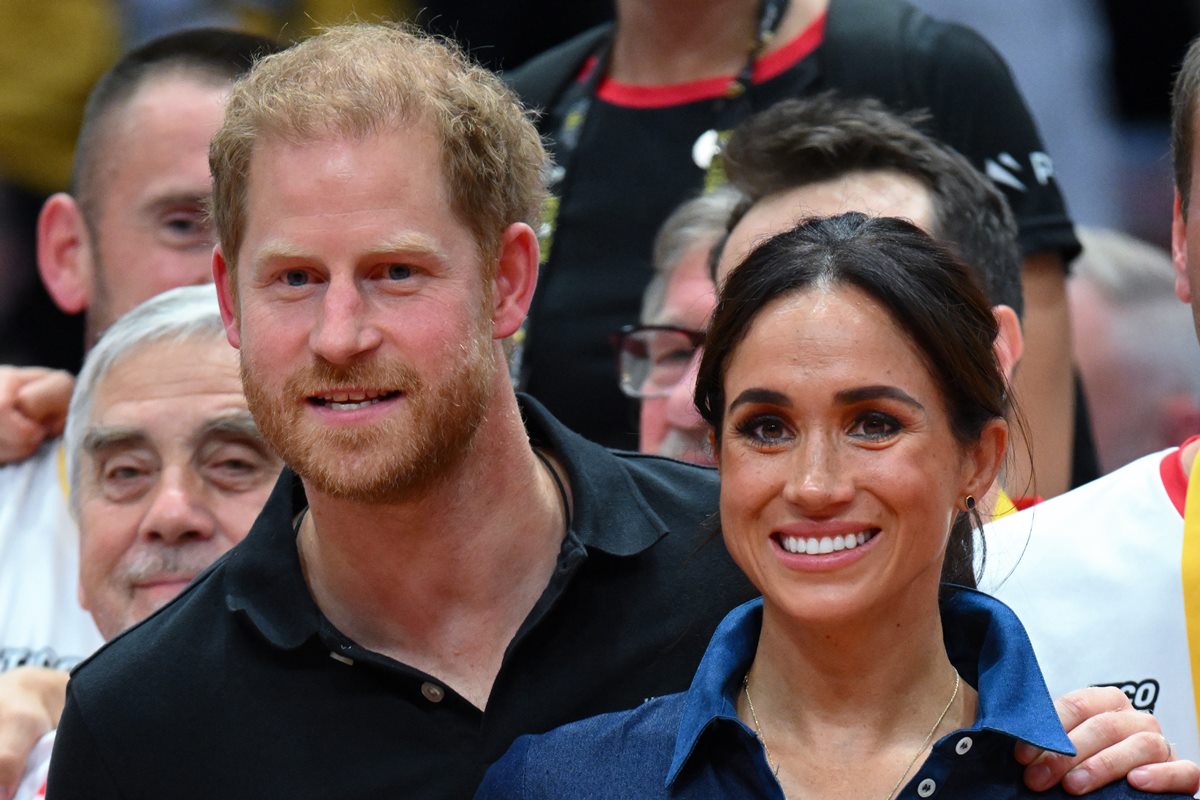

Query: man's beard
[[242, 333, 495, 504]]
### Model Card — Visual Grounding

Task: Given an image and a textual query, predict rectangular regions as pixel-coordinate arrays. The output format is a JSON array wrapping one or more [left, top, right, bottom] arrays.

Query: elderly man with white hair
[[13, 285, 280, 799]]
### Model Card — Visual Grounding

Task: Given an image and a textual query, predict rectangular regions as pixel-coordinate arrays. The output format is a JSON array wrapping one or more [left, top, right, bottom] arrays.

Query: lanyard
[[545, 0, 790, 220], [1182, 448, 1200, 732], [511, 0, 790, 388]]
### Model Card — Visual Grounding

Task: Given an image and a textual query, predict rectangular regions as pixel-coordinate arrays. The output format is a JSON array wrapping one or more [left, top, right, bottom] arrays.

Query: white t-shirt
[[13, 730, 53, 800], [0, 440, 102, 671], [980, 446, 1197, 764]]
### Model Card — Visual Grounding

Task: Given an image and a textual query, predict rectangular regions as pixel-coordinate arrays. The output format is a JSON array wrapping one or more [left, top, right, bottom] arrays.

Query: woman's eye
[[852, 411, 901, 441], [386, 264, 412, 281], [284, 270, 309, 287], [735, 415, 792, 446]]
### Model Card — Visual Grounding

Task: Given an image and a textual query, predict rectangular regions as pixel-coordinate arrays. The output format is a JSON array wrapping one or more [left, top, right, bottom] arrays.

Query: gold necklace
[[742, 669, 961, 800]]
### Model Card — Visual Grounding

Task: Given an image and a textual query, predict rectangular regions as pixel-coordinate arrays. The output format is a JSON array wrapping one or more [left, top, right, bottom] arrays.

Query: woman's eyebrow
[[835, 385, 925, 411], [728, 388, 791, 413]]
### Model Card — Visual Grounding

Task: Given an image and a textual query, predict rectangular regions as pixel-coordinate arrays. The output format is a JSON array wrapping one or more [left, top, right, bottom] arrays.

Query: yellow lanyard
[[55, 440, 69, 505], [1183, 450, 1200, 731]]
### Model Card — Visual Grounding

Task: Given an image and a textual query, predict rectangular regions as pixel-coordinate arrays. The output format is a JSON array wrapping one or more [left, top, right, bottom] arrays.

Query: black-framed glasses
[[609, 324, 706, 399]]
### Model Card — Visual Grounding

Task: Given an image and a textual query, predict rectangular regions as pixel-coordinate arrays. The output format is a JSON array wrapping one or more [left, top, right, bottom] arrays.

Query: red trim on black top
[[595, 12, 826, 109], [1161, 435, 1200, 517]]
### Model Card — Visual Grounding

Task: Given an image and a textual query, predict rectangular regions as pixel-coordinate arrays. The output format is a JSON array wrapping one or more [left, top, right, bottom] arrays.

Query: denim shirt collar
[[665, 587, 1075, 788]]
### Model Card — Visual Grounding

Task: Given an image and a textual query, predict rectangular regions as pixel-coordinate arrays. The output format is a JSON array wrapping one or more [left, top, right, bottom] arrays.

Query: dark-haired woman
[[474, 213, 1193, 800]]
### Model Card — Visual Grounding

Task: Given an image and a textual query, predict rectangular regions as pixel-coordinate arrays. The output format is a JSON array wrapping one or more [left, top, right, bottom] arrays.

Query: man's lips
[[306, 388, 402, 411], [132, 574, 196, 591]]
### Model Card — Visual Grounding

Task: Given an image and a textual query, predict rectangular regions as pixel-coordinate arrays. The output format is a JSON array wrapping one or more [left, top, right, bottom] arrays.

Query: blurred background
[[0, 0, 1196, 385]]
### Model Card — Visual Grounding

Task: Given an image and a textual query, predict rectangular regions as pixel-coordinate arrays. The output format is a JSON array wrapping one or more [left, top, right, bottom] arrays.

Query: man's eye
[[284, 270, 309, 287], [106, 465, 145, 481], [161, 211, 212, 247], [99, 461, 154, 501], [651, 347, 695, 367], [386, 264, 412, 281]]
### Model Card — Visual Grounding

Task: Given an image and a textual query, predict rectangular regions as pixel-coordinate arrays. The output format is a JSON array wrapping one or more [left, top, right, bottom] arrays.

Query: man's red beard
[[241, 335, 495, 504]]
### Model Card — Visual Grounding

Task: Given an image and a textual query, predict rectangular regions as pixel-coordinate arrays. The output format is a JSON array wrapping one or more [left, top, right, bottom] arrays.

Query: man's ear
[[213, 244, 241, 349], [37, 193, 93, 314], [991, 304, 1025, 381], [491, 222, 540, 339], [1173, 190, 1192, 304]]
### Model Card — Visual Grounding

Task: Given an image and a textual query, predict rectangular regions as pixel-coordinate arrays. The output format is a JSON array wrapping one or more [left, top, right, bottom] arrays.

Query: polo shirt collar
[[518, 394, 670, 556], [223, 393, 672, 650], [223, 468, 321, 651], [665, 587, 1074, 788]]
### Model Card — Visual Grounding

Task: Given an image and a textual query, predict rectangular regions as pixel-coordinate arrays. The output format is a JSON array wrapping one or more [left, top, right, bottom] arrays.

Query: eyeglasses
[[610, 324, 706, 399]]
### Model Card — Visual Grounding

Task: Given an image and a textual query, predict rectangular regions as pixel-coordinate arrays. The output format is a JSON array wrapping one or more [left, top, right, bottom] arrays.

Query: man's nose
[[137, 465, 217, 544], [309, 277, 383, 365]]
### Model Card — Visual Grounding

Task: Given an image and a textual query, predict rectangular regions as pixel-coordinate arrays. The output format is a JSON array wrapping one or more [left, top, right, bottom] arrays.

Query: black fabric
[[47, 396, 754, 800], [506, 0, 1081, 451]]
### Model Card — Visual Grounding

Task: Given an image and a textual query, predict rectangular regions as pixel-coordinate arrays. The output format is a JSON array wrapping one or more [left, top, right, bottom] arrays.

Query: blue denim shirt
[[476, 588, 1179, 799]]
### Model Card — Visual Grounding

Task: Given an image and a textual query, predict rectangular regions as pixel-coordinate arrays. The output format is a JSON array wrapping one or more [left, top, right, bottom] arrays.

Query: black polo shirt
[[47, 396, 754, 799]]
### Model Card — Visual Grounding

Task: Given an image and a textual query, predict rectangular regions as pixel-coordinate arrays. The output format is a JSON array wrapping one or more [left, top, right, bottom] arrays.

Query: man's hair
[[643, 186, 744, 322], [721, 93, 1024, 316], [210, 23, 547, 279], [72, 27, 280, 221], [1172, 36, 1200, 213], [64, 285, 229, 515]]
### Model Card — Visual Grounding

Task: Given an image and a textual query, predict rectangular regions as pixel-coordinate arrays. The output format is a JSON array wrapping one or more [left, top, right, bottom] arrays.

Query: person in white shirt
[[980, 32, 1200, 774]]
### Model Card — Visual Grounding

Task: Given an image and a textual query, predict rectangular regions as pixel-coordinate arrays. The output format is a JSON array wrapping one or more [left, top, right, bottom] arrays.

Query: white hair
[[64, 285, 229, 515], [642, 186, 744, 323]]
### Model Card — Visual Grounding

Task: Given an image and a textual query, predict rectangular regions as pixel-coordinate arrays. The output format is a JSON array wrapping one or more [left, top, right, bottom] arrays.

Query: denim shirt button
[[917, 778, 937, 797], [954, 736, 973, 755], [420, 682, 446, 703]]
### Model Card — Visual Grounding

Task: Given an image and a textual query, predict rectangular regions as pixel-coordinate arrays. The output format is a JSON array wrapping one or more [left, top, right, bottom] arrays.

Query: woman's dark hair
[[695, 212, 1008, 586]]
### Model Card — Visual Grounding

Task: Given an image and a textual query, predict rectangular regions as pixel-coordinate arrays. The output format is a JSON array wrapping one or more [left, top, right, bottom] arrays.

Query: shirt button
[[917, 778, 937, 797], [955, 736, 973, 755], [420, 682, 445, 703]]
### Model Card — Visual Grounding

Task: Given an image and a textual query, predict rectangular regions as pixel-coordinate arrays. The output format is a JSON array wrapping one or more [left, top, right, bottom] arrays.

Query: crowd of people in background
[[1, 2, 1200, 798]]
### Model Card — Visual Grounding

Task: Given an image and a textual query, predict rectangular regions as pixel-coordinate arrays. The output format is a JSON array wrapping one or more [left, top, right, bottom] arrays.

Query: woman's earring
[[964, 495, 976, 512]]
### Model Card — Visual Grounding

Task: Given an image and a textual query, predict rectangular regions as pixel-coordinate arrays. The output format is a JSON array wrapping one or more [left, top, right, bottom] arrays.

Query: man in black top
[[45, 23, 751, 800], [507, 0, 1086, 500], [47, 22, 1197, 800]]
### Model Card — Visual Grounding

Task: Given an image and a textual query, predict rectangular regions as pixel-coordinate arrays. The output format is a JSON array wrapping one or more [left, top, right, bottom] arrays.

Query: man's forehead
[[84, 406, 257, 453], [92, 338, 243, 415], [718, 170, 935, 280]]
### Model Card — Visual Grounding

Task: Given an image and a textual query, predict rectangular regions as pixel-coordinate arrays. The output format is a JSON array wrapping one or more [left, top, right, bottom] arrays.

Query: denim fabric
[[477, 588, 1180, 799]]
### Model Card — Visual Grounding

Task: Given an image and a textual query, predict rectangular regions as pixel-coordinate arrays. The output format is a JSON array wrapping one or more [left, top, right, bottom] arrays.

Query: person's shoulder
[[503, 23, 613, 109], [69, 556, 235, 695], [824, 0, 1005, 71], [617, 450, 719, 494], [478, 694, 685, 798], [989, 447, 1175, 536]]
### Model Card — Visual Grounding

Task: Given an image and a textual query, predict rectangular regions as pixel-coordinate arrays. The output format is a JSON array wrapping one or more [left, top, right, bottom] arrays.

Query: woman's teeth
[[778, 531, 875, 554]]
